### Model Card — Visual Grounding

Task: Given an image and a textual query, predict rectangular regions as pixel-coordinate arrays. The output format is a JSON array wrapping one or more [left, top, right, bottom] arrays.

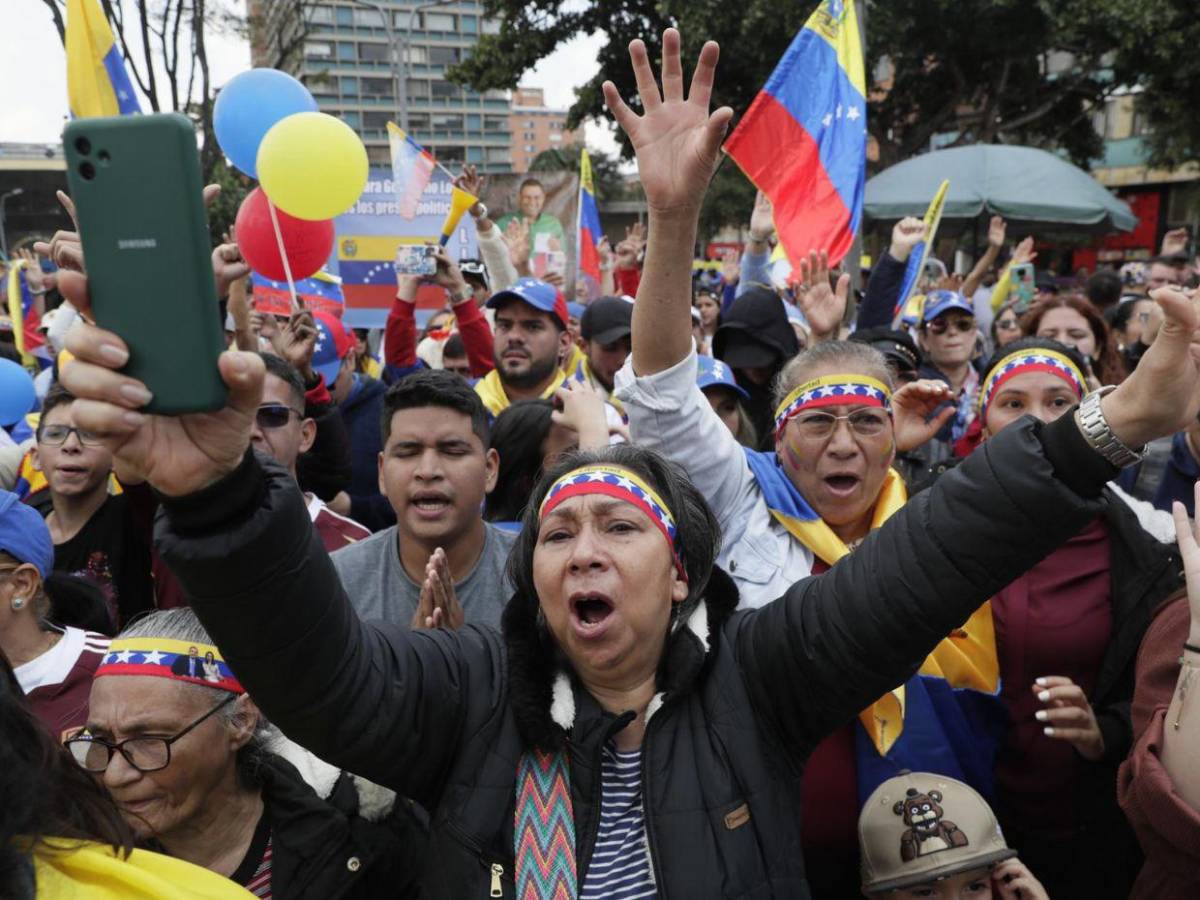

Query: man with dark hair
[[32, 384, 160, 628], [474, 277, 574, 417], [1085, 269, 1122, 312], [577, 296, 633, 403], [253, 354, 370, 552], [330, 369, 513, 629], [495, 178, 566, 262]]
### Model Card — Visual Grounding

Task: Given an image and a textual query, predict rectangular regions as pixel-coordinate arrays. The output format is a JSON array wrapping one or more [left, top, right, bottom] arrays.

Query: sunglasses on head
[[255, 404, 301, 429], [925, 316, 975, 335]]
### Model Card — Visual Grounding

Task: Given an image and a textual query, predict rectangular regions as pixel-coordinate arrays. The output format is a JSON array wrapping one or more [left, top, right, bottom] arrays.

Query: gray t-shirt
[[330, 523, 517, 629]]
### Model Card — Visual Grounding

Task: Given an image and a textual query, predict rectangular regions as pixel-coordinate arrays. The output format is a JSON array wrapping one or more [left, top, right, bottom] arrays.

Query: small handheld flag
[[387, 122, 437, 220], [724, 0, 866, 267], [65, 0, 141, 118], [894, 179, 950, 324], [577, 149, 604, 283]]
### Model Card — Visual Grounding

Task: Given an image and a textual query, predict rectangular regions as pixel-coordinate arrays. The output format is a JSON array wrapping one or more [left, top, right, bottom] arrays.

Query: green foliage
[[451, 0, 1200, 231], [698, 162, 756, 242], [204, 156, 254, 245], [527, 143, 625, 202]]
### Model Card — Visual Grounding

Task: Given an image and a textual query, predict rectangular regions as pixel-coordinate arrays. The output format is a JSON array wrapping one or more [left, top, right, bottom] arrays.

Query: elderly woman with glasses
[[69, 608, 423, 899], [57, 28, 1200, 899]]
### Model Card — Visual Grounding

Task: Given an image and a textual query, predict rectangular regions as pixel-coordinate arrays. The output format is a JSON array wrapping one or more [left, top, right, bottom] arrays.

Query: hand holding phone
[[63, 113, 226, 414], [394, 244, 437, 277]]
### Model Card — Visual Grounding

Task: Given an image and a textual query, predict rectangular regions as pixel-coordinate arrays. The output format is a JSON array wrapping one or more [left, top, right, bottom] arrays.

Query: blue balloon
[[214, 69, 317, 178], [0, 358, 35, 428]]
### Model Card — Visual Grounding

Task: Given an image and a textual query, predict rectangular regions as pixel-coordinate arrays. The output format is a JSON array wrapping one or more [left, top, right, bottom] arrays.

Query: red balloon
[[235, 187, 333, 282]]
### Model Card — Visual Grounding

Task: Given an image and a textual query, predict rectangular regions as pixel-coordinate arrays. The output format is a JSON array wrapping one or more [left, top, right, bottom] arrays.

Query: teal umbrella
[[864, 144, 1137, 235]]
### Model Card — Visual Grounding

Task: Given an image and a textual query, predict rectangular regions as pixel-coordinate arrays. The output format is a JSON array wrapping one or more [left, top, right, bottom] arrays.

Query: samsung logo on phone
[[117, 238, 158, 250]]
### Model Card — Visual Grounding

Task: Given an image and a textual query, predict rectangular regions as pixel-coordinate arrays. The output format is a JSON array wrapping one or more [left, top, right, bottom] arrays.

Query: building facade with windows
[[249, 1, 512, 171], [508, 87, 578, 173]]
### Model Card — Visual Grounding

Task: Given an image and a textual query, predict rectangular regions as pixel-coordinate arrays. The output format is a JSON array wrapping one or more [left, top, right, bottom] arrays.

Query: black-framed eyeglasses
[[66, 694, 236, 774], [791, 409, 891, 441], [255, 403, 301, 429], [38, 424, 102, 447], [996, 317, 1020, 331]]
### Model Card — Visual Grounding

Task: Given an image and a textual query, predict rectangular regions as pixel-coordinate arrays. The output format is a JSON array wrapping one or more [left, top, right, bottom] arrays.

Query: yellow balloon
[[256, 112, 368, 220]]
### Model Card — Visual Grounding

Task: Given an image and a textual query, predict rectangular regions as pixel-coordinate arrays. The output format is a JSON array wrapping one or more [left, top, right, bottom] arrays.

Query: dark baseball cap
[[580, 295, 633, 344]]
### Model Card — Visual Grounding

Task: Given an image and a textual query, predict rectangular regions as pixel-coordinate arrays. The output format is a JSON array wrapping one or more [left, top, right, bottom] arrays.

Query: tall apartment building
[[509, 87, 579, 172], [249, 1, 512, 171]]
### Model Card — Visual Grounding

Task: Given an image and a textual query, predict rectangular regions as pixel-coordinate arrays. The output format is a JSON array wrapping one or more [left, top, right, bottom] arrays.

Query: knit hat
[[859, 772, 1016, 894]]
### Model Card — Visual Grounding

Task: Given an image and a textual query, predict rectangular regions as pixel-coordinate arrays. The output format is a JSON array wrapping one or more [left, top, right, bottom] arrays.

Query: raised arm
[[605, 28, 732, 377], [960, 215, 1005, 300], [733, 283, 1200, 755]]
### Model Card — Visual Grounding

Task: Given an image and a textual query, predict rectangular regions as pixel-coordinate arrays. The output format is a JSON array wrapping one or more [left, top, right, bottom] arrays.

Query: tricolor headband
[[539, 464, 686, 581], [979, 349, 1086, 422], [96, 638, 245, 694], [774, 374, 892, 438]]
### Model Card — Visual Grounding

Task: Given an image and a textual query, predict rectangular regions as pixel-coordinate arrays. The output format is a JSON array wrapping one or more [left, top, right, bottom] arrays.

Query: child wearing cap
[[859, 772, 1048, 899]]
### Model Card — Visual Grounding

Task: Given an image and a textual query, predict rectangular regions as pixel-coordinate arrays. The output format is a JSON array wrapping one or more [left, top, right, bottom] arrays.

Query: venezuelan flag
[[66, 0, 141, 119], [387, 123, 436, 221], [724, 0, 865, 267], [577, 149, 603, 282], [6, 262, 50, 369], [251, 270, 344, 318], [894, 179, 950, 322]]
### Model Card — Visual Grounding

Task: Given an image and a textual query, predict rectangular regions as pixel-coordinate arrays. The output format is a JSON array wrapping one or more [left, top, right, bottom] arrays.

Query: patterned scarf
[[514, 750, 577, 899]]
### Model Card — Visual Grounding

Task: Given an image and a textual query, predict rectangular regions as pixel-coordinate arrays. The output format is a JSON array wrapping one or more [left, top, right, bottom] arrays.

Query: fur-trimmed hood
[[501, 566, 742, 752]]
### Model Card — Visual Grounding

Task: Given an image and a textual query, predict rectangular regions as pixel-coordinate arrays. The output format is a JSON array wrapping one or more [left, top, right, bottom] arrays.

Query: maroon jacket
[[1118, 593, 1200, 899]]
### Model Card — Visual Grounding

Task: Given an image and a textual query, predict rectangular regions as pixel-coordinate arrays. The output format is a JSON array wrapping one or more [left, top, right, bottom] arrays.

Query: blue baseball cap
[[311, 310, 353, 387], [486, 277, 570, 330], [0, 490, 53, 578], [567, 301, 586, 321], [921, 290, 975, 325], [696, 355, 748, 400]]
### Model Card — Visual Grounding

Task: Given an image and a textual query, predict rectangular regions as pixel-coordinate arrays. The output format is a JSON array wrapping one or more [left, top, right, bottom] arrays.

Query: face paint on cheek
[[781, 432, 807, 471]]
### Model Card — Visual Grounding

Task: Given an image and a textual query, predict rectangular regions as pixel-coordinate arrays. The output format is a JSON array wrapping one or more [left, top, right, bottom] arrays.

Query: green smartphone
[[63, 113, 227, 414]]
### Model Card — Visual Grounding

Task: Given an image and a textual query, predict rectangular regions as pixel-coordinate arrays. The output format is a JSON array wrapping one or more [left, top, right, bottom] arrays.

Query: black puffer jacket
[[157, 415, 1117, 898]]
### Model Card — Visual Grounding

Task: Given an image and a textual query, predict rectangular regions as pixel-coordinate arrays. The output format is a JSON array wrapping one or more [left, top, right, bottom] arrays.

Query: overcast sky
[[0, 0, 621, 156]]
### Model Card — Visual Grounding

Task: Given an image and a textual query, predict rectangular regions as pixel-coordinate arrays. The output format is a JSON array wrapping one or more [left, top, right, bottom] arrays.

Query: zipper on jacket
[[443, 818, 509, 898], [640, 703, 669, 899], [576, 711, 635, 880], [489, 863, 504, 897]]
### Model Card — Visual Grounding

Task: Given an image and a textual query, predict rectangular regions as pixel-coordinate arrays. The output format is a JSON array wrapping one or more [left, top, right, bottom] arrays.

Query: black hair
[[257, 353, 306, 409], [38, 383, 75, 434], [506, 443, 721, 629], [0, 656, 134, 888], [518, 177, 545, 192], [380, 368, 490, 448], [981, 335, 1087, 382], [1110, 297, 1149, 334], [486, 400, 556, 522], [443, 333, 467, 359], [1085, 270, 1122, 309], [45, 573, 115, 635]]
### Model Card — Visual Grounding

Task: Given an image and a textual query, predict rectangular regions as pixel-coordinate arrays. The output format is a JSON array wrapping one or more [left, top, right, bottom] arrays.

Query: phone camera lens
[[79, 161, 96, 181], [74, 137, 92, 155], [98, 150, 111, 166]]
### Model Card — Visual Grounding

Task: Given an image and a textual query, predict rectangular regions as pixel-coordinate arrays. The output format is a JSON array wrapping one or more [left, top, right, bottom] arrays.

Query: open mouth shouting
[[569, 591, 616, 640], [821, 472, 862, 498]]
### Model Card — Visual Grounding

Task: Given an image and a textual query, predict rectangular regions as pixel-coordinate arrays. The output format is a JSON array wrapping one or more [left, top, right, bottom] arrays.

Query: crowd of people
[[3, 28, 1200, 900]]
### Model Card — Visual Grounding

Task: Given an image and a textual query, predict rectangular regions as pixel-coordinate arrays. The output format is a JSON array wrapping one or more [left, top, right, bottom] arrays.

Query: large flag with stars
[[65, 0, 142, 118], [723, 0, 866, 266], [251, 270, 344, 318]]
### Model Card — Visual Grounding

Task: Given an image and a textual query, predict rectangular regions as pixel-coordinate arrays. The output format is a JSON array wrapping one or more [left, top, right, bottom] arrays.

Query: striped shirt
[[245, 838, 273, 898], [231, 811, 273, 899], [580, 745, 658, 900]]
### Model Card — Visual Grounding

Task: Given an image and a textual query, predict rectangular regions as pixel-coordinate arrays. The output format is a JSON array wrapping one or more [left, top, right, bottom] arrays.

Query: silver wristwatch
[[471, 201, 488, 219], [1075, 386, 1146, 468]]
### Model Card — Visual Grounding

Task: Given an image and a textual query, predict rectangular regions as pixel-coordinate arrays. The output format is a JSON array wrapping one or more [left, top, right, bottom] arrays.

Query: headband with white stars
[[539, 464, 686, 581], [979, 349, 1085, 423], [774, 374, 892, 438], [96, 638, 245, 694]]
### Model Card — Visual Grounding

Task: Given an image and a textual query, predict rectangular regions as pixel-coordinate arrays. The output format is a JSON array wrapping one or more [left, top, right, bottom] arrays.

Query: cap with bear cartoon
[[859, 772, 1017, 894]]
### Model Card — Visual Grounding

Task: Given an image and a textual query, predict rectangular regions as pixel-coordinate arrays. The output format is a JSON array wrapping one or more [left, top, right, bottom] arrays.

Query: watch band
[[1075, 386, 1145, 468]]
